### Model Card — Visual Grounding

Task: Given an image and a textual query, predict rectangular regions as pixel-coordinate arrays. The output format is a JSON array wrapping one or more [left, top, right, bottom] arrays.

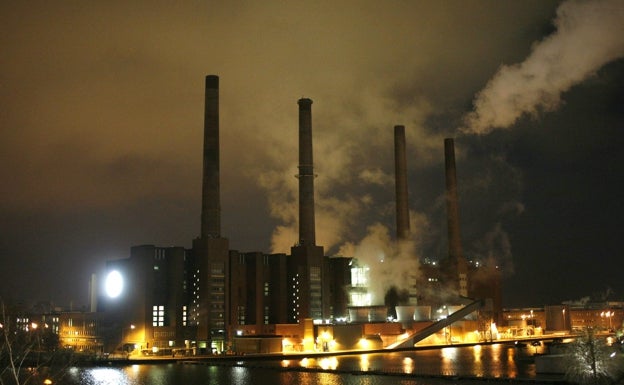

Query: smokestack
[[89, 273, 97, 313], [201, 75, 221, 238], [444, 138, 468, 296], [394, 125, 410, 240], [297, 98, 316, 246]]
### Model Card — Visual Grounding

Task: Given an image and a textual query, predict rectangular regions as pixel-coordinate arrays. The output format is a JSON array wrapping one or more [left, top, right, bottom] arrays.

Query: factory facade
[[98, 75, 502, 354]]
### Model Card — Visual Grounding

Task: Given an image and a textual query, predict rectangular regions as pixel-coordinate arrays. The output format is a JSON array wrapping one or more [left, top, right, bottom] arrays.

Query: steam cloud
[[259, 0, 624, 305], [337, 223, 420, 306], [463, 0, 624, 134]]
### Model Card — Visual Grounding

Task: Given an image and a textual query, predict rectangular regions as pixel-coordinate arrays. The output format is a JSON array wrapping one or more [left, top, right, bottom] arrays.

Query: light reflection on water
[[278, 343, 543, 378], [54, 344, 549, 385]]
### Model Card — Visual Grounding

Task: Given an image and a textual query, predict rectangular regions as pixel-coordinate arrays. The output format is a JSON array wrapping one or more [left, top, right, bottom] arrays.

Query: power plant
[[99, 75, 502, 355]]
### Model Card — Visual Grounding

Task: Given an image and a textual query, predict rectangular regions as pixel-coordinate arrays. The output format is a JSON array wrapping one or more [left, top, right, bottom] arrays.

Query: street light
[[105, 270, 124, 298], [601, 311, 613, 330]]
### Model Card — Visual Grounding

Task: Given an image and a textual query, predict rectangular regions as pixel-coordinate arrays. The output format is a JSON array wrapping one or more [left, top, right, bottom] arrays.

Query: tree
[[564, 327, 623, 385], [1, 301, 70, 385]]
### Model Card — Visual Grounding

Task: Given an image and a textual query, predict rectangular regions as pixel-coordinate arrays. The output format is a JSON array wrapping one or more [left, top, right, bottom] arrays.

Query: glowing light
[[473, 344, 482, 362], [358, 338, 370, 349], [105, 270, 124, 298], [300, 358, 310, 367], [490, 323, 499, 339], [88, 368, 128, 385], [319, 357, 338, 370], [360, 354, 370, 371], [402, 357, 414, 373], [441, 347, 457, 360], [43, 380, 53, 385]]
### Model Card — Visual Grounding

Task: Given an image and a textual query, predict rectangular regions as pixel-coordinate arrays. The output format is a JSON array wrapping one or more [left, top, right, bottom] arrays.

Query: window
[[153, 305, 165, 327], [237, 306, 245, 325], [350, 292, 372, 307], [351, 266, 369, 287]]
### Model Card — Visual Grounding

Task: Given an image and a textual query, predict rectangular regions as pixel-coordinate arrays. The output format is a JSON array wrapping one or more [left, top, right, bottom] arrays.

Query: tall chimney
[[444, 138, 468, 296], [297, 98, 316, 246], [201, 75, 221, 238], [394, 125, 410, 240]]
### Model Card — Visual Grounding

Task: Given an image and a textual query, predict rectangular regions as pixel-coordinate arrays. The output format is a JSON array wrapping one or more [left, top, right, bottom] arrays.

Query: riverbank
[[86, 333, 571, 366]]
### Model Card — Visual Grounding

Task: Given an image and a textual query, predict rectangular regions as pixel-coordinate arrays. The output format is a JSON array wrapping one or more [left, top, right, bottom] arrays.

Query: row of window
[[152, 305, 165, 327]]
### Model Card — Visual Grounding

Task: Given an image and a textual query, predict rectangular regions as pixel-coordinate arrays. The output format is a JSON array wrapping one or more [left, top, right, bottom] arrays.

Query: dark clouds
[[1, 0, 623, 308]]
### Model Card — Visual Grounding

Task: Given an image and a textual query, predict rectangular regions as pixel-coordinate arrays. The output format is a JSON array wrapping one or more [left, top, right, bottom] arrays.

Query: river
[[37, 343, 568, 385]]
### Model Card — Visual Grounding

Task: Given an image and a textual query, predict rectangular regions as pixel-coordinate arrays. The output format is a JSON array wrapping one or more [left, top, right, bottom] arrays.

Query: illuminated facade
[[58, 311, 102, 352], [100, 245, 192, 353]]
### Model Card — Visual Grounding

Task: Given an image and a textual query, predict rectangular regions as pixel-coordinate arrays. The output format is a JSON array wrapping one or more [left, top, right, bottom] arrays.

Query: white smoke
[[463, 0, 624, 134], [338, 223, 418, 305]]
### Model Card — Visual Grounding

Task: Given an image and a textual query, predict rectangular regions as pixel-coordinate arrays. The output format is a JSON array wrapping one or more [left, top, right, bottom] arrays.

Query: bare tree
[[1, 301, 70, 385], [565, 327, 623, 385]]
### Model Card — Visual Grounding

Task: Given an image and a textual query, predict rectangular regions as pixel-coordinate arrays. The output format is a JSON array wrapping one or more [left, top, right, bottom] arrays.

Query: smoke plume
[[337, 223, 421, 305], [463, 0, 624, 134]]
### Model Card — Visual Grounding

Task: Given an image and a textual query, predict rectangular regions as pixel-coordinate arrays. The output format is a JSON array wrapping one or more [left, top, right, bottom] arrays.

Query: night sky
[[1, 1, 623, 309]]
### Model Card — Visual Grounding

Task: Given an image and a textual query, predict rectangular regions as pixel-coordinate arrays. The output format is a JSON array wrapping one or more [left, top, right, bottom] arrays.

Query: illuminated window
[[153, 305, 165, 327], [351, 266, 369, 287], [237, 306, 245, 325], [350, 292, 372, 307]]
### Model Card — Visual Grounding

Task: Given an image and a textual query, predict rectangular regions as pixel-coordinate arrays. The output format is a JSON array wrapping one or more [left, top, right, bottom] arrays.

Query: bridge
[[387, 299, 485, 349]]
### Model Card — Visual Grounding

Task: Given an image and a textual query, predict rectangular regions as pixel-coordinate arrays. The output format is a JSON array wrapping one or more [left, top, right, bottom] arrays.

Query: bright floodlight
[[105, 270, 123, 298]]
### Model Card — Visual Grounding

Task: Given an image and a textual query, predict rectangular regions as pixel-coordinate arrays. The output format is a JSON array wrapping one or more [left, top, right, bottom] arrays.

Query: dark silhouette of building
[[190, 75, 231, 353], [441, 138, 469, 297], [288, 98, 327, 322], [394, 125, 410, 241], [228, 251, 289, 331]]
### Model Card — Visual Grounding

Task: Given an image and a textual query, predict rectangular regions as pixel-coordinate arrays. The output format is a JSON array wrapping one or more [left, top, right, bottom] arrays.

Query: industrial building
[[98, 75, 503, 354], [1, 71, 620, 353]]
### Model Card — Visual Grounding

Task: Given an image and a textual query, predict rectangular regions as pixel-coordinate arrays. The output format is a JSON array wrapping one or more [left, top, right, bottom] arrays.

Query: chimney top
[[205, 75, 219, 89], [298, 98, 313, 107]]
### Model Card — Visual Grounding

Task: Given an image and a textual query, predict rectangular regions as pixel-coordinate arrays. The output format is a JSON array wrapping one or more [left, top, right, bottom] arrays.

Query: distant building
[[58, 311, 102, 352]]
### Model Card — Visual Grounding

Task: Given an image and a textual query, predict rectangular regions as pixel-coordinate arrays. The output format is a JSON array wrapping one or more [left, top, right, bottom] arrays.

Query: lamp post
[[601, 311, 613, 331], [608, 311, 613, 330]]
